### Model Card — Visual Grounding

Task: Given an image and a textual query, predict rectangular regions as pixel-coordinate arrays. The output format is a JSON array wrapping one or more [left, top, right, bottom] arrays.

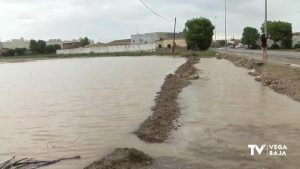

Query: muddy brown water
[[0, 56, 186, 168], [0, 57, 299, 169], [173, 58, 300, 169]]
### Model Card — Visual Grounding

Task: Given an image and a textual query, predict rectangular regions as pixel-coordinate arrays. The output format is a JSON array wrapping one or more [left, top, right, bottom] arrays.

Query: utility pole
[[224, 0, 227, 50], [136, 25, 141, 51], [265, 0, 268, 36], [172, 17, 177, 53], [214, 17, 217, 42]]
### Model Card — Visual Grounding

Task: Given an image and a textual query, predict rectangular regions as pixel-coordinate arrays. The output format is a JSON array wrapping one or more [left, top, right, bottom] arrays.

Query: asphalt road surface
[[219, 48, 300, 66]]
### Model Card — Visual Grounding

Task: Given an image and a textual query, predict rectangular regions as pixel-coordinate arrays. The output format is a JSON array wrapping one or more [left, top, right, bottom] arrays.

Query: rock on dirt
[[135, 58, 200, 143], [84, 148, 153, 169]]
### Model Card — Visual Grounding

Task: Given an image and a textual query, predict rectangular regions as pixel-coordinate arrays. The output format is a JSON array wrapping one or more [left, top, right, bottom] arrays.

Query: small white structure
[[293, 32, 300, 47], [56, 43, 156, 54]]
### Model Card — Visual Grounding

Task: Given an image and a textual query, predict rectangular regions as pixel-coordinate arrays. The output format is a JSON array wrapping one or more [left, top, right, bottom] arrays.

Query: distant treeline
[[1, 40, 61, 57], [1, 37, 91, 57]]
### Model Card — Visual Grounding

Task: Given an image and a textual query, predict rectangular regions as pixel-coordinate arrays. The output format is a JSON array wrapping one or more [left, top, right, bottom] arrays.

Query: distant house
[[47, 39, 63, 47], [62, 40, 81, 49], [131, 32, 183, 45], [0, 48, 9, 56], [85, 39, 131, 48], [107, 39, 131, 46], [0, 38, 30, 49], [156, 38, 187, 49], [228, 38, 241, 48], [50, 39, 94, 49], [293, 32, 300, 47]]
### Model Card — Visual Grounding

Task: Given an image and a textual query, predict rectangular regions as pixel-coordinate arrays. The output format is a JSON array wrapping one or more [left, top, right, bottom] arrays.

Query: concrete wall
[[56, 43, 156, 54]]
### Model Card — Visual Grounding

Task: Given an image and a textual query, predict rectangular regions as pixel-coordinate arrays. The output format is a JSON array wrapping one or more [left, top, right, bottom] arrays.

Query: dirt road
[[219, 49, 300, 66]]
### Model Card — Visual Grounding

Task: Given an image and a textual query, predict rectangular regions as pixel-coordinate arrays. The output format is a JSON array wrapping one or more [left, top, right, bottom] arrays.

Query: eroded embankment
[[219, 54, 300, 102], [84, 148, 153, 169], [135, 58, 200, 143]]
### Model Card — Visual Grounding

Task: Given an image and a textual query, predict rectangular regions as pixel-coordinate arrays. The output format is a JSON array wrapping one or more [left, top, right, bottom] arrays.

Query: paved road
[[218, 48, 300, 66]]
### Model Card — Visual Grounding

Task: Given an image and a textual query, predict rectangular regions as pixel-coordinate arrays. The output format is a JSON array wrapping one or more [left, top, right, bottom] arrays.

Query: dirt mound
[[135, 58, 200, 143], [84, 148, 153, 169], [220, 54, 300, 102], [259, 64, 300, 101], [220, 54, 261, 69]]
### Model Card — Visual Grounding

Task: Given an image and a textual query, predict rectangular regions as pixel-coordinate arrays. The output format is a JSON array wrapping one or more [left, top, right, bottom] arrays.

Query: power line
[[138, 0, 173, 22]]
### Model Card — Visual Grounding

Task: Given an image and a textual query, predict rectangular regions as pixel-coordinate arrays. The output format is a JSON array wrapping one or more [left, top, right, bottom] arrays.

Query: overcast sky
[[0, 0, 299, 42]]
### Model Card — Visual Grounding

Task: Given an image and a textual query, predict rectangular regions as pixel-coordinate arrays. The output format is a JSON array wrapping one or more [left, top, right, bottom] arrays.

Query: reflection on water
[[1, 57, 299, 169], [0, 56, 185, 169], [175, 58, 300, 169]]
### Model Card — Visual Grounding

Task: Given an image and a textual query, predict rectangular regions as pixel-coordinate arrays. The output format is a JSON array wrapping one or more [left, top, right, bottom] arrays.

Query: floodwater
[[0, 56, 186, 168], [0, 57, 299, 169], [172, 58, 300, 169]]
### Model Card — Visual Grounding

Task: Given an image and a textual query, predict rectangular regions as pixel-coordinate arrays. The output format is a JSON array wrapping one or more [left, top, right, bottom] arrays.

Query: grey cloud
[[0, 0, 299, 42]]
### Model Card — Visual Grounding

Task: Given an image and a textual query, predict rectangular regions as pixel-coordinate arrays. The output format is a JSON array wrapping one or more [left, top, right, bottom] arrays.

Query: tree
[[30, 39, 37, 53], [79, 37, 90, 47], [217, 40, 226, 47], [54, 44, 61, 50], [241, 27, 259, 49], [36, 40, 46, 53], [45, 45, 56, 54], [183, 17, 215, 50], [30, 39, 46, 54], [15, 48, 27, 56], [3, 49, 15, 56], [261, 21, 293, 49]]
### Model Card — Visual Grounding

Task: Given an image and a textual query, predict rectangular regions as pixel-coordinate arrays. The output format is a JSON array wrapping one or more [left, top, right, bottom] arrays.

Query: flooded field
[[0, 56, 185, 168], [0, 57, 299, 169]]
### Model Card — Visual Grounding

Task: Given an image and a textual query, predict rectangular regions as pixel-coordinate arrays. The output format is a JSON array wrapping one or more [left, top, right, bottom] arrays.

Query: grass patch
[[156, 49, 217, 58], [191, 50, 218, 58]]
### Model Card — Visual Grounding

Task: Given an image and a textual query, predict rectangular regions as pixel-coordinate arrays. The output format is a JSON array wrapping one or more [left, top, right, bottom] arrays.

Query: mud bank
[[84, 148, 153, 169], [219, 54, 300, 102], [135, 58, 200, 143], [83, 148, 204, 169]]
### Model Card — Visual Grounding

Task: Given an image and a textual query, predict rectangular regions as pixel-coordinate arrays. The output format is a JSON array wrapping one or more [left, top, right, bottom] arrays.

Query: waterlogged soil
[[219, 53, 300, 102], [173, 58, 300, 169], [135, 58, 199, 142], [90, 57, 300, 169], [84, 148, 153, 169], [83, 148, 204, 169]]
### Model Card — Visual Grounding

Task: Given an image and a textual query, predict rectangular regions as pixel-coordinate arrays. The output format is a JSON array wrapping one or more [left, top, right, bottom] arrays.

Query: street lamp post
[[225, 0, 227, 50], [265, 0, 268, 36]]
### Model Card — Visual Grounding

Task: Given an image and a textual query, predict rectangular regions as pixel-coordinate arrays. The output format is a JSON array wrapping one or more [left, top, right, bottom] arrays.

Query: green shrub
[[184, 17, 215, 51], [15, 48, 27, 56], [294, 44, 300, 49]]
